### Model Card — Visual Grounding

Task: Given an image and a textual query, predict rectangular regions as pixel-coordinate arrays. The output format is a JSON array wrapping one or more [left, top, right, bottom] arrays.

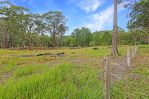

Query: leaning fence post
[[103, 57, 110, 99], [127, 48, 131, 67]]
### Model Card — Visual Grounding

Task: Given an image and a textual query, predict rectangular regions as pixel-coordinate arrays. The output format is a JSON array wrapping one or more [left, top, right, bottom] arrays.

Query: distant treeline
[[0, 1, 149, 49], [62, 28, 149, 47], [1, 25, 148, 48]]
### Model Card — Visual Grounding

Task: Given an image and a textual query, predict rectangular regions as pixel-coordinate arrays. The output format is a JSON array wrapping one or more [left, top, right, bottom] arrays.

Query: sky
[[9, 0, 130, 34]]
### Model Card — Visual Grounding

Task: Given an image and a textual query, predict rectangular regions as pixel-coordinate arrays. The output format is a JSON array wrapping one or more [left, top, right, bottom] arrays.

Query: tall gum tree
[[112, 0, 133, 57], [112, 0, 119, 57], [43, 11, 67, 49], [0, 1, 29, 48], [128, 0, 149, 44]]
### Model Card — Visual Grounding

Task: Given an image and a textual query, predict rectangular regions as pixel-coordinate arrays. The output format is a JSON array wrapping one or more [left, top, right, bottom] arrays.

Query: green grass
[[0, 47, 108, 98], [0, 63, 103, 99], [111, 68, 149, 99], [2, 45, 147, 98], [3, 61, 16, 72], [110, 45, 149, 99], [14, 64, 49, 77]]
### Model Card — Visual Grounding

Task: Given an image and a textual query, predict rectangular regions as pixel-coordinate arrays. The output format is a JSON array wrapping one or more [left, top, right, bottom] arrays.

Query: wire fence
[[103, 45, 138, 99]]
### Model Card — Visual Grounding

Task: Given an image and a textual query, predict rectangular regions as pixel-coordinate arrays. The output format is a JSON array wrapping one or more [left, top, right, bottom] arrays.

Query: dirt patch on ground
[[132, 55, 146, 66], [0, 69, 15, 85]]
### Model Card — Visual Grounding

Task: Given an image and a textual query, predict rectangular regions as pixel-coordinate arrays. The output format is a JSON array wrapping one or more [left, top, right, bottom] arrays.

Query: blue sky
[[9, 0, 130, 34]]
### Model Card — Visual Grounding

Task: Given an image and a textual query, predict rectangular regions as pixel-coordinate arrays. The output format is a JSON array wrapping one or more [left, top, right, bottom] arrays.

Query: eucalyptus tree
[[0, 1, 29, 48], [57, 24, 68, 47], [72, 28, 80, 47], [112, 0, 119, 56], [23, 14, 36, 50], [72, 27, 91, 47], [112, 0, 132, 56], [82, 27, 92, 47], [34, 14, 46, 35], [43, 11, 67, 48], [33, 14, 46, 47], [0, 1, 13, 48], [128, 0, 149, 44]]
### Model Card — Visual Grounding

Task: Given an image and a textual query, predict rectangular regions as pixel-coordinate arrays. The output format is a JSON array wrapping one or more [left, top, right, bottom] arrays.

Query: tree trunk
[[52, 32, 56, 49], [28, 33, 32, 50], [3, 32, 9, 48], [21, 34, 25, 49], [60, 33, 63, 47], [112, 0, 119, 57]]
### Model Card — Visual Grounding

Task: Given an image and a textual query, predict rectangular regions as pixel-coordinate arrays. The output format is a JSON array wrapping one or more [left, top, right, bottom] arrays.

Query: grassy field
[[111, 45, 149, 99], [0, 45, 148, 99]]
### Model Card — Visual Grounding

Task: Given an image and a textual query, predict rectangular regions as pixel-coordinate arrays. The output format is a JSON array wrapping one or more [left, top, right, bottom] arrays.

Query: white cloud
[[67, 0, 103, 13], [119, 1, 131, 8], [78, 0, 102, 13], [84, 5, 125, 31], [85, 5, 114, 31]]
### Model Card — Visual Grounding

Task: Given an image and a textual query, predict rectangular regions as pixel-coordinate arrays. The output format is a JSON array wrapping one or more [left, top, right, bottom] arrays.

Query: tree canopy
[[128, 0, 149, 30], [0, 1, 67, 49]]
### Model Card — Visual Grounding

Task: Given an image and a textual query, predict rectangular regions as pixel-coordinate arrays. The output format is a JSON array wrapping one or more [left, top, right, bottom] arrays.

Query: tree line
[[63, 27, 149, 47], [0, 1, 67, 49], [0, 0, 149, 49]]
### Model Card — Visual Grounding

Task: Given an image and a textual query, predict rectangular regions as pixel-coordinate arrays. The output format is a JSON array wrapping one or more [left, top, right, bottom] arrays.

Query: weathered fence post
[[127, 48, 131, 67], [103, 57, 110, 99], [127, 45, 138, 67], [132, 47, 135, 59]]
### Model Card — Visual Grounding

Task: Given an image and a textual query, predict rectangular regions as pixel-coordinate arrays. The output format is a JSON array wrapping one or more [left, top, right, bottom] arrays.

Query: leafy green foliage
[[0, 1, 67, 49], [71, 27, 92, 47], [128, 0, 149, 30]]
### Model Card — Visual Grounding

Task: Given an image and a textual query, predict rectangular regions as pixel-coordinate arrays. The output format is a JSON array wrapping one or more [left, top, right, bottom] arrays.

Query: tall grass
[[0, 46, 134, 98], [0, 63, 103, 99], [14, 64, 49, 77]]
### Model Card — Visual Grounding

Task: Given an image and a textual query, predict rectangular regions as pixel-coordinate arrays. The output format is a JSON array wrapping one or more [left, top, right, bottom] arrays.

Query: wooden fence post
[[103, 57, 110, 99], [132, 47, 135, 59], [127, 48, 131, 67]]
